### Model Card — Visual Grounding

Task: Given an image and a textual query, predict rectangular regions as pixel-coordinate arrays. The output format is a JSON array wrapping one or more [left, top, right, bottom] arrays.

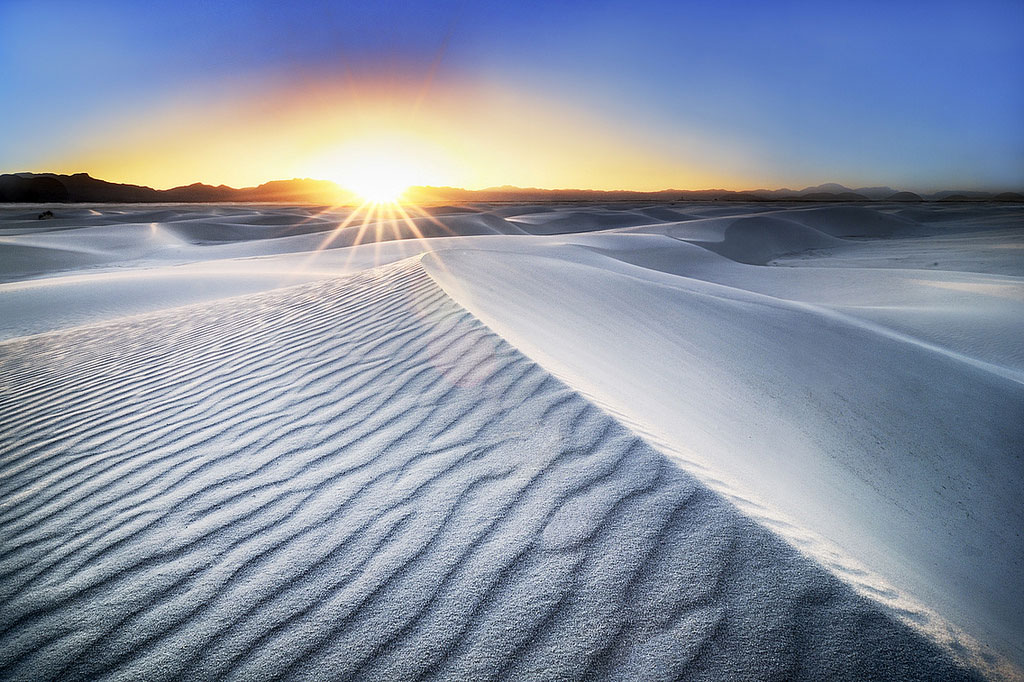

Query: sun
[[310, 137, 429, 204], [306, 132, 458, 205], [346, 157, 410, 203]]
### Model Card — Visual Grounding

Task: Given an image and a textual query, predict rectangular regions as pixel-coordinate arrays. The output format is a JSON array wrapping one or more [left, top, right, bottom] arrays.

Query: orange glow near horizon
[[32, 73, 754, 193]]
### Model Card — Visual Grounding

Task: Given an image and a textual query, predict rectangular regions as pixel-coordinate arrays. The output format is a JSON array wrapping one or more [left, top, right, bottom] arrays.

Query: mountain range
[[2, 172, 1021, 204]]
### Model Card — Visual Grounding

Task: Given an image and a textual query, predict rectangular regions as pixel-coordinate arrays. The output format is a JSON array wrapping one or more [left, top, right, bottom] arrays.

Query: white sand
[[1, 201, 1020, 680]]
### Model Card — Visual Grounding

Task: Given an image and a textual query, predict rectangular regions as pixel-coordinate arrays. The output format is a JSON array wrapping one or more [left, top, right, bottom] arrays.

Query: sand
[[0, 201, 1020, 680]]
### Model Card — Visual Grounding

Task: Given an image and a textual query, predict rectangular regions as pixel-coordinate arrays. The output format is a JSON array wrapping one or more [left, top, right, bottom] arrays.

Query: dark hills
[[1, 172, 1020, 204], [0, 173, 352, 204], [799, 192, 870, 202], [886, 191, 924, 202]]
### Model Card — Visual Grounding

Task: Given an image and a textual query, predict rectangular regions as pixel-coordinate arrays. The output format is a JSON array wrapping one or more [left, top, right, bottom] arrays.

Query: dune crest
[[0, 259, 977, 680]]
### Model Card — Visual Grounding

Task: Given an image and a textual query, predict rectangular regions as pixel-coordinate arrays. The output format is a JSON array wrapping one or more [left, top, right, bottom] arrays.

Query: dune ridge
[[424, 242, 1023, 676], [0, 258, 977, 680]]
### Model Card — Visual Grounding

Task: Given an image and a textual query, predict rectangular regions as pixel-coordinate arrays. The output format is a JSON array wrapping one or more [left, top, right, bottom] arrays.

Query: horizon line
[[4, 171, 1023, 197]]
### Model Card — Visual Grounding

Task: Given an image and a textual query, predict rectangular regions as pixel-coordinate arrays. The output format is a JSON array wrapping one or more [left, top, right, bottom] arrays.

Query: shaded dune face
[[0, 260, 973, 681]]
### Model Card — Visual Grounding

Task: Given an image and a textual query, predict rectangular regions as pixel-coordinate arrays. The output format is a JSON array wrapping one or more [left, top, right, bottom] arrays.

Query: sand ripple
[[0, 259, 974, 680]]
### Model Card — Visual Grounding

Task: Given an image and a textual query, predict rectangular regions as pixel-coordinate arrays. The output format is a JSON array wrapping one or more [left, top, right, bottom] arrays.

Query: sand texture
[[1, 201, 1020, 679]]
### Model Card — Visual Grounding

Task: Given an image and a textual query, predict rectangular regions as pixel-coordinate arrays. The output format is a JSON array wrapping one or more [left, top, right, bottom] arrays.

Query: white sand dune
[[425, 243, 1023, 668], [774, 227, 1024, 277], [0, 259, 973, 681], [0, 204, 523, 283], [0, 201, 1020, 679], [504, 209, 656, 234]]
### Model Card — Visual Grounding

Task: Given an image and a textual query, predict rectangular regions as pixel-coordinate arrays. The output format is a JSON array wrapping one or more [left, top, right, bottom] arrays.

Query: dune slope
[[423, 241, 1024, 675], [0, 259, 973, 681]]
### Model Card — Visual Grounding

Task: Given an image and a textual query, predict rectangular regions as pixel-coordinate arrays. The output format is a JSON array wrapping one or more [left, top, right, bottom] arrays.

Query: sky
[[1, 0, 1023, 192]]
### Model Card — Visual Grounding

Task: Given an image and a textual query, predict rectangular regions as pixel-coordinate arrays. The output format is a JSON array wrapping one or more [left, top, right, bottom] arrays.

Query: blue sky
[[2, 0, 1022, 190]]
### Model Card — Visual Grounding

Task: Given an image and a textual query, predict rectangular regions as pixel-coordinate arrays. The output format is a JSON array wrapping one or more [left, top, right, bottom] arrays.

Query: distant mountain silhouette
[[0, 173, 352, 204], [886, 191, 923, 202], [848, 186, 902, 200], [0, 175, 70, 202], [932, 190, 1001, 201], [1, 172, 1020, 204], [799, 192, 870, 202], [936, 190, 1023, 202], [741, 185, 899, 200], [798, 182, 853, 194], [405, 183, 1019, 203]]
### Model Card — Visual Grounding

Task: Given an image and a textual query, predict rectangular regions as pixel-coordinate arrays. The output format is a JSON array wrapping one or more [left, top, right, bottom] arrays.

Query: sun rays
[[282, 130, 476, 276], [287, 191, 464, 278]]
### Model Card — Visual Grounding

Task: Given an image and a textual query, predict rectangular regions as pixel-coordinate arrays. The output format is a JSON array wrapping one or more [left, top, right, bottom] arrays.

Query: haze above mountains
[[2, 172, 1022, 204]]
